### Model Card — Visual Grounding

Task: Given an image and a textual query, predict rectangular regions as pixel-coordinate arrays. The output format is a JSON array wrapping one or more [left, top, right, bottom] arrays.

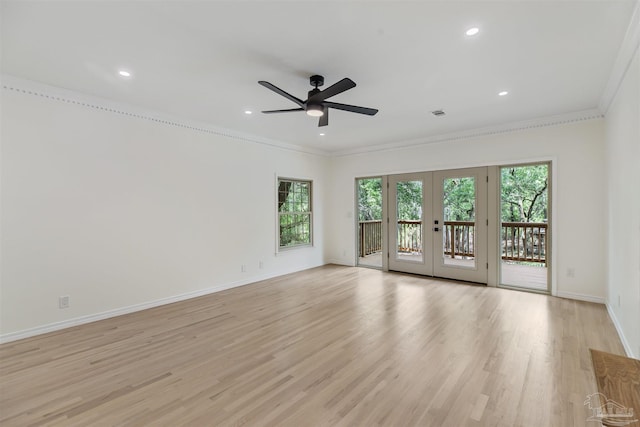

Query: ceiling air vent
[[431, 110, 446, 117]]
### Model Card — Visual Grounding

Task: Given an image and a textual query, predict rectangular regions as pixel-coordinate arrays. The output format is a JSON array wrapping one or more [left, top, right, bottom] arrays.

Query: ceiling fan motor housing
[[308, 88, 321, 98], [310, 75, 324, 88], [307, 75, 324, 114]]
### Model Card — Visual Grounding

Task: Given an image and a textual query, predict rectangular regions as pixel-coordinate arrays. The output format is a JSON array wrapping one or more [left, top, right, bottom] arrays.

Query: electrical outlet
[[618, 295, 621, 307], [259, 261, 264, 269], [59, 295, 70, 309], [566, 268, 575, 278], [241, 264, 247, 273]]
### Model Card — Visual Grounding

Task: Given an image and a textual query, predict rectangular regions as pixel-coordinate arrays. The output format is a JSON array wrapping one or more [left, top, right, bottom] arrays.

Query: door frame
[[432, 167, 488, 283], [496, 161, 552, 294], [354, 176, 388, 270], [387, 172, 433, 275]]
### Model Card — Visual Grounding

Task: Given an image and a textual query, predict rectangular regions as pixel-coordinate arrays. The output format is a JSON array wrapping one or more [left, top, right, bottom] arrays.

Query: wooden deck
[[501, 262, 547, 291], [359, 251, 383, 267], [359, 253, 548, 290]]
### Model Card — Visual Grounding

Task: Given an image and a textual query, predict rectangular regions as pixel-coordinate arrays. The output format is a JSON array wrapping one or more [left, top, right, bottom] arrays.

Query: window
[[278, 178, 312, 248]]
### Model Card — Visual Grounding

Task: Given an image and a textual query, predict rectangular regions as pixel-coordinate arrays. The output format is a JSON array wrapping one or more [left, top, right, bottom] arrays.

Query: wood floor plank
[[590, 349, 640, 426], [0, 265, 626, 426]]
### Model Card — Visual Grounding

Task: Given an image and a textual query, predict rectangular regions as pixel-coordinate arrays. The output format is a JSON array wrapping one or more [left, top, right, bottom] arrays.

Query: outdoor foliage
[[357, 165, 548, 224], [358, 178, 383, 221], [501, 165, 548, 222], [396, 181, 422, 220], [443, 177, 475, 221], [358, 178, 424, 221]]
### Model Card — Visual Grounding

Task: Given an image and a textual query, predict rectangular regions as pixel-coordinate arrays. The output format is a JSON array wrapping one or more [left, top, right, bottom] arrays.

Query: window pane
[[441, 176, 476, 267], [443, 177, 475, 222], [278, 178, 312, 248]]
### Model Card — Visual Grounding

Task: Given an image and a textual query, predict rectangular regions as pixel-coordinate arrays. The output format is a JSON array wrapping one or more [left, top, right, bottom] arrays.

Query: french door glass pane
[[396, 180, 423, 262], [442, 177, 476, 267]]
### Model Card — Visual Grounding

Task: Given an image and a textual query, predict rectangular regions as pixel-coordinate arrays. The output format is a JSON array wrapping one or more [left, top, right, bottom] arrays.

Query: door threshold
[[498, 283, 550, 295], [388, 269, 487, 286]]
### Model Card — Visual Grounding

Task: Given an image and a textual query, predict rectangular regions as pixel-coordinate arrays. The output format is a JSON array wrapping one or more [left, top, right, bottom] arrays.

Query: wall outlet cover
[[59, 296, 70, 309]]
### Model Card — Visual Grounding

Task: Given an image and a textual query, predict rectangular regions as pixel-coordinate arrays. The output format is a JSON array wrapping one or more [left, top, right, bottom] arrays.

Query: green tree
[[443, 177, 475, 221], [358, 178, 382, 221], [501, 165, 548, 222], [396, 181, 422, 220]]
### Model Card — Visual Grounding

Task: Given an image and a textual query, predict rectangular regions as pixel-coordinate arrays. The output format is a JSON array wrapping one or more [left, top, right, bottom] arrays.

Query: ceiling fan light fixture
[[306, 104, 324, 117]]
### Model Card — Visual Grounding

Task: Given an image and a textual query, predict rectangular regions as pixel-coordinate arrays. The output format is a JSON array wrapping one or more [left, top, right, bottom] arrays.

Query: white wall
[[605, 48, 640, 358], [0, 76, 622, 344], [327, 119, 607, 301], [0, 81, 327, 339]]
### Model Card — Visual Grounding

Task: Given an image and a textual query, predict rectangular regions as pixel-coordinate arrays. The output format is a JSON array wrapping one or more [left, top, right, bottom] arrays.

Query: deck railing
[[501, 222, 547, 264], [358, 220, 548, 265], [443, 221, 475, 258], [397, 220, 422, 252], [359, 220, 383, 256]]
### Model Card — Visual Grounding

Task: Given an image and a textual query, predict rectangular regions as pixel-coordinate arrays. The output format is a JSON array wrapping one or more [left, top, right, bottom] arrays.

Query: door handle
[[434, 227, 440, 232]]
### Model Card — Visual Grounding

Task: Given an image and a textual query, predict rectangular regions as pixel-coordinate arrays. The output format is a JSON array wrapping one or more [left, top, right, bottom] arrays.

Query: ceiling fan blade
[[262, 108, 305, 114], [324, 101, 378, 116], [310, 78, 356, 102], [258, 81, 305, 107], [319, 107, 328, 127]]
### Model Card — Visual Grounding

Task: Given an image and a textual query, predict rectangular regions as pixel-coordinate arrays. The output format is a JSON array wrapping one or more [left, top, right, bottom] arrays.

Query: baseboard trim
[[0, 265, 321, 344], [555, 291, 606, 304], [326, 259, 355, 267], [3, 268, 624, 349], [606, 303, 636, 359]]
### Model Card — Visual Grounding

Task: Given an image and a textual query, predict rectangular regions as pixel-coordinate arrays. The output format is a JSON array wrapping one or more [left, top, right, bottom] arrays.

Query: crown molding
[[1, 74, 607, 159], [599, 0, 640, 114], [331, 108, 604, 157], [1, 74, 330, 157]]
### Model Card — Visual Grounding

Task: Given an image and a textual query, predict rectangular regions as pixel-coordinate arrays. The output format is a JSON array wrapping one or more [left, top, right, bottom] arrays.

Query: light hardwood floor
[[0, 265, 625, 426]]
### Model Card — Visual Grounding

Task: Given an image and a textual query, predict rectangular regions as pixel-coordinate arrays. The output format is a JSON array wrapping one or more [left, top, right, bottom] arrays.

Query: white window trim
[[275, 176, 314, 253]]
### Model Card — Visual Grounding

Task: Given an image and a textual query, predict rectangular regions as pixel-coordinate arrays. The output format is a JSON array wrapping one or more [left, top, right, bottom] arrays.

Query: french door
[[388, 172, 433, 275], [388, 167, 488, 283]]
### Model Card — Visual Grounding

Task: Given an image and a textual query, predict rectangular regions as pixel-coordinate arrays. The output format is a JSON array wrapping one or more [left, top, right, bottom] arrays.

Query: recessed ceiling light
[[498, 91, 509, 96], [244, 110, 253, 115], [118, 70, 131, 77], [319, 133, 325, 136], [466, 27, 479, 36]]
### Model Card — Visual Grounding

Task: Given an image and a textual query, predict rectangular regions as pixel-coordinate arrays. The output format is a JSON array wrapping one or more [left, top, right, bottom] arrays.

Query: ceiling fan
[[258, 75, 378, 127]]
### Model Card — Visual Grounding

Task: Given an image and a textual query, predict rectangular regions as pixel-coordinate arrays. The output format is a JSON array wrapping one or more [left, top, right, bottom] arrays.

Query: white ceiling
[[1, 1, 636, 153]]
